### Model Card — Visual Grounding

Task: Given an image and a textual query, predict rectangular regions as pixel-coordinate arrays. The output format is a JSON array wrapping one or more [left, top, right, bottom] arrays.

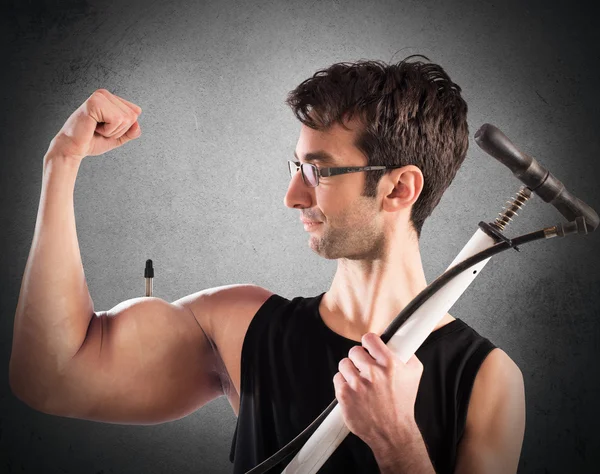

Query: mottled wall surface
[[1, 0, 599, 472]]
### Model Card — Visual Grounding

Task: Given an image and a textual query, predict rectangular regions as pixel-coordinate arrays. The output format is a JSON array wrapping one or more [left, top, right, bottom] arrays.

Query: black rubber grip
[[474, 123, 599, 232]]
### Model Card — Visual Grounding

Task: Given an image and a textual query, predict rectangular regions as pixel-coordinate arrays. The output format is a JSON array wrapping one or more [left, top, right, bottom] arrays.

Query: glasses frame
[[287, 160, 403, 187]]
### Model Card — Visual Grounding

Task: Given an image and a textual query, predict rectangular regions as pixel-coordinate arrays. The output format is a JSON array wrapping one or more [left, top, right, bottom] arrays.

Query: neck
[[321, 230, 437, 341]]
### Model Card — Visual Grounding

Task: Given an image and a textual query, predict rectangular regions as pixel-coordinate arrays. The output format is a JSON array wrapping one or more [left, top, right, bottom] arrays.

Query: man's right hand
[[47, 89, 142, 161]]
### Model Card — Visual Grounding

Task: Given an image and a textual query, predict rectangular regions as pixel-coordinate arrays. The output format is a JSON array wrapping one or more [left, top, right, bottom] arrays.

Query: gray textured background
[[1, 0, 599, 472]]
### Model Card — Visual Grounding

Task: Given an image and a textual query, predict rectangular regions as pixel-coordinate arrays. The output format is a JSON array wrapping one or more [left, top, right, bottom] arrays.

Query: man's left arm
[[454, 348, 526, 474]]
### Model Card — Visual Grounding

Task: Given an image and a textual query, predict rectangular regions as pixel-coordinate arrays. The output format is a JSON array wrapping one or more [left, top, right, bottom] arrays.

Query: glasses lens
[[302, 163, 318, 187], [288, 161, 298, 178]]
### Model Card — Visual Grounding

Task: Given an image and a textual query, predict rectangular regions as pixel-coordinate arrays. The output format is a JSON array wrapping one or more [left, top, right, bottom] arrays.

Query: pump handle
[[474, 123, 599, 232]]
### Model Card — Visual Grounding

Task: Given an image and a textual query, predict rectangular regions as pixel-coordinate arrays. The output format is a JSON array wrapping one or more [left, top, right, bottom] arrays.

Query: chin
[[309, 239, 357, 260], [308, 238, 338, 260]]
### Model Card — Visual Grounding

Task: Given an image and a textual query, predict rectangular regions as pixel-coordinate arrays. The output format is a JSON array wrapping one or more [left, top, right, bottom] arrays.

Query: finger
[[88, 91, 133, 137], [348, 345, 376, 376], [333, 371, 346, 389], [117, 121, 142, 142], [107, 116, 136, 139], [97, 89, 135, 118], [116, 96, 142, 115], [111, 96, 142, 136], [338, 357, 360, 390], [333, 372, 350, 403], [97, 90, 139, 133], [88, 121, 141, 156], [361, 332, 392, 367], [100, 121, 141, 150], [109, 92, 142, 117], [99, 119, 127, 139], [86, 91, 124, 136]]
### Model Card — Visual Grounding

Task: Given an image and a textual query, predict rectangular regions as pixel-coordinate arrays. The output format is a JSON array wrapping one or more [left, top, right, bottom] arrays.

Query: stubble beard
[[308, 204, 385, 261]]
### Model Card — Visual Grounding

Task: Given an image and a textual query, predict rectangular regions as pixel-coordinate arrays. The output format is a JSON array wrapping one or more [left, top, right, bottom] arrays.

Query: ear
[[381, 165, 424, 213]]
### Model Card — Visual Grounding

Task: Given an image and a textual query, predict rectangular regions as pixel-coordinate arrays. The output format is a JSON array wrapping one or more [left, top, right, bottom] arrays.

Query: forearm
[[10, 150, 94, 405], [372, 422, 436, 474]]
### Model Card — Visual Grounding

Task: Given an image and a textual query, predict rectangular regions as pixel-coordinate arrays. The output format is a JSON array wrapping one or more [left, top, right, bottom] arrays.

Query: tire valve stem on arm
[[144, 259, 154, 297]]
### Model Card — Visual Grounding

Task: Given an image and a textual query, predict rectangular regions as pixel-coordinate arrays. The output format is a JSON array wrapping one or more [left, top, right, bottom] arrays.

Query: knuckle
[[357, 374, 369, 389], [371, 367, 384, 382], [86, 94, 108, 116], [86, 94, 102, 109], [90, 90, 108, 104]]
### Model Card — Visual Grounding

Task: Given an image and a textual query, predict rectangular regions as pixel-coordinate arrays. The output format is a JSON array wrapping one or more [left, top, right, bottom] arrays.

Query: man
[[10, 57, 525, 474]]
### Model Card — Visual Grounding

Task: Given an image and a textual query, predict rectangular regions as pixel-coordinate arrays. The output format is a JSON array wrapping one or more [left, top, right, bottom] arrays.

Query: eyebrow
[[293, 150, 338, 166]]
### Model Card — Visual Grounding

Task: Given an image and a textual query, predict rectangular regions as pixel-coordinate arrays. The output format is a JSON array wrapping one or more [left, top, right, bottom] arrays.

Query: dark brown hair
[[285, 55, 469, 239]]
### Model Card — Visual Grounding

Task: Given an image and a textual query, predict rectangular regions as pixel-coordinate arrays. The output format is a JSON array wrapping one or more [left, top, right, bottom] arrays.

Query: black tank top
[[230, 292, 496, 473]]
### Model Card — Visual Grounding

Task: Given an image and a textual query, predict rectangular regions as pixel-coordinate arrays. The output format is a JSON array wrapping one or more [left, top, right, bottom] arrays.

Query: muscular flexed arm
[[9, 90, 224, 423]]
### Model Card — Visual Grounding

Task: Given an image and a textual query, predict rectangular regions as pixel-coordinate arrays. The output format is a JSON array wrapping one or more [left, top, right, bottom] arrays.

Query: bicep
[[454, 348, 526, 474], [46, 296, 223, 424]]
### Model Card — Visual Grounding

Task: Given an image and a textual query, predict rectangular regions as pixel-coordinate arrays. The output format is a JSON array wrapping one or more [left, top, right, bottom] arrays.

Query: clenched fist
[[47, 89, 142, 162]]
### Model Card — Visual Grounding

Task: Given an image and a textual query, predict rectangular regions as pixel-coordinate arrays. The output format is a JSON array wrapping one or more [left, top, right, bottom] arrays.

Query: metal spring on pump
[[492, 186, 532, 231]]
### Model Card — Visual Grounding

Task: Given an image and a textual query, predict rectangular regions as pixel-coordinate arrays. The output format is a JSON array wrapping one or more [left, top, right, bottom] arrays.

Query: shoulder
[[473, 348, 523, 389], [442, 321, 524, 429], [174, 283, 275, 350], [467, 348, 524, 417], [173, 284, 275, 407]]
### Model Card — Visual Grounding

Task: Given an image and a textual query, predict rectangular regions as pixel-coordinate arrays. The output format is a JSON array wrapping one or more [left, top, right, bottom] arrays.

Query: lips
[[302, 219, 322, 232]]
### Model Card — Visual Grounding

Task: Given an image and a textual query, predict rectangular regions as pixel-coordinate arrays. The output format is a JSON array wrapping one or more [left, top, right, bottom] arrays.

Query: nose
[[284, 167, 314, 209]]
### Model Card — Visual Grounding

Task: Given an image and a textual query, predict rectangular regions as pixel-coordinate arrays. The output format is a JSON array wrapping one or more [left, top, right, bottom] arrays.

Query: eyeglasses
[[287, 160, 402, 187]]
